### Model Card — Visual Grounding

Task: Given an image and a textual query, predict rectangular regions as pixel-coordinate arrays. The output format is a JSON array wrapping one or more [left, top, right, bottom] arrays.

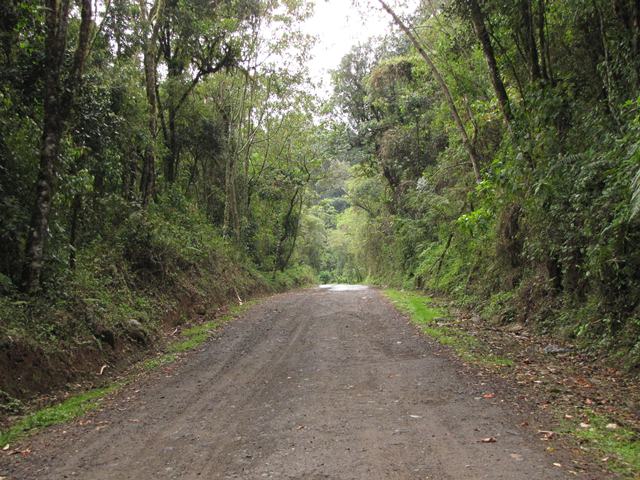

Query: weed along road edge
[[3, 286, 583, 479]]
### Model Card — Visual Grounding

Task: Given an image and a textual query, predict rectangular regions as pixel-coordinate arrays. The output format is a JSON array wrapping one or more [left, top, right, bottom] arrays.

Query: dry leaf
[[480, 437, 497, 443]]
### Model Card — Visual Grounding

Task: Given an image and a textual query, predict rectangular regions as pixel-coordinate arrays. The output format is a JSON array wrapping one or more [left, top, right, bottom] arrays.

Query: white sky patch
[[319, 284, 370, 291], [301, 0, 420, 97]]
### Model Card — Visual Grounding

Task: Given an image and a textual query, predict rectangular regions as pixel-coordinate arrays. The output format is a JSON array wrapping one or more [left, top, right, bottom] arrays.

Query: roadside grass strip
[[167, 301, 253, 354], [1, 300, 255, 447], [383, 289, 512, 368], [566, 410, 640, 478], [0, 384, 119, 447]]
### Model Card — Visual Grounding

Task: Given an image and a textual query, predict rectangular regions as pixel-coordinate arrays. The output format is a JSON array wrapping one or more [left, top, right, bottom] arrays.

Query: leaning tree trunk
[[378, 0, 482, 181], [23, 0, 92, 293]]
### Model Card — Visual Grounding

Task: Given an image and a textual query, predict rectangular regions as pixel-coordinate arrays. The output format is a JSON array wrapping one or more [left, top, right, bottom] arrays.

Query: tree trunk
[[138, 0, 165, 206], [141, 44, 158, 206], [378, 0, 482, 181], [466, 0, 513, 128], [23, 129, 60, 291], [276, 188, 301, 271], [223, 150, 240, 240], [22, 0, 93, 293], [537, 0, 551, 81], [166, 107, 178, 183], [520, 0, 542, 81], [68, 193, 82, 270]]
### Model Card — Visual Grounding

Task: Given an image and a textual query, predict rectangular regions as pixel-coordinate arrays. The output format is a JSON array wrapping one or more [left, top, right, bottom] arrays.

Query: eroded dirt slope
[[2, 287, 590, 479]]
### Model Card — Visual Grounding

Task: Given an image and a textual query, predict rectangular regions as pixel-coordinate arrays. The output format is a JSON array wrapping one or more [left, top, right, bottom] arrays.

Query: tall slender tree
[[23, 0, 94, 292]]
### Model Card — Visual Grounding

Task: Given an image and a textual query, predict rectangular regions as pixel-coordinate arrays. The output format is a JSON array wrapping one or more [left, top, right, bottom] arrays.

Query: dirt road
[[3, 286, 575, 479]]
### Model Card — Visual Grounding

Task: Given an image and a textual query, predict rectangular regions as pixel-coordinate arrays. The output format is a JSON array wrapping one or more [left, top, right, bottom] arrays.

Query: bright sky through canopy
[[301, 0, 420, 95]]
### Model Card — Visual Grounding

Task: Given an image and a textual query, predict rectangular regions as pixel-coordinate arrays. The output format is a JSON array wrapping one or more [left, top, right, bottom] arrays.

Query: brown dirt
[[1, 287, 606, 479]]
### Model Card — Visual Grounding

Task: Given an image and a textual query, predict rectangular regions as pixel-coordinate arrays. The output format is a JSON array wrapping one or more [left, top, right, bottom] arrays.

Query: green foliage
[[267, 265, 318, 291], [0, 0, 318, 369]]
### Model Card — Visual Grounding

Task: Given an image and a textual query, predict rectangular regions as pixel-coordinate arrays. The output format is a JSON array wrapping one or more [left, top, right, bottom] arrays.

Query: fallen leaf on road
[[409, 415, 422, 419], [510, 453, 523, 461], [553, 462, 562, 467], [482, 393, 496, 399], [480, 437, 497, 443], [538, 430, 555, 440]]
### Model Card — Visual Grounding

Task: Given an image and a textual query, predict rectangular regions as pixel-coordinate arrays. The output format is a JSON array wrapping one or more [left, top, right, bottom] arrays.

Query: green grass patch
[[0, 384, 119, 447], [384, 289, 513, 367], [142, 353, 177, 370], [168, 322, 217, 353], [167, 301, 254, 354], [569, 411, 640, 478]]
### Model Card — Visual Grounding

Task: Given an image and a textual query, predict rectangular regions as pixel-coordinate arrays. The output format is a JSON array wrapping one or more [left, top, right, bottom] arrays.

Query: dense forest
[[314, 0, 640, 367], [2, 0, 640, 406], [0, 0, 320, 400]]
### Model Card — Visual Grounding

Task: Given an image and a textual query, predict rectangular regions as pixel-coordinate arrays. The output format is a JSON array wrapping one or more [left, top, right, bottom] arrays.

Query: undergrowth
[[0, 196, 317, 404]]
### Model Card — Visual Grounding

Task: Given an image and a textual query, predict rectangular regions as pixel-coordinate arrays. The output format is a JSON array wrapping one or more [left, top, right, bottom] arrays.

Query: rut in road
[[3, 286, 572, 479]]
